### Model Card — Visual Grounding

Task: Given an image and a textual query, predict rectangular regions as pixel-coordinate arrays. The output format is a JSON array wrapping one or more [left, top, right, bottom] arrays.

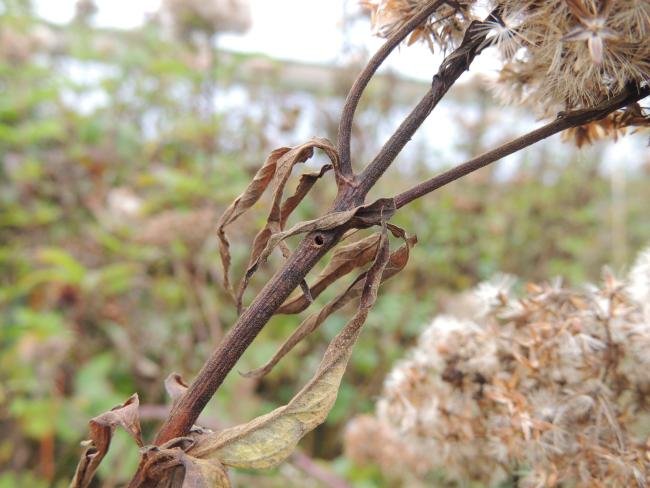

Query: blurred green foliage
[[1, 1, 649, 486]]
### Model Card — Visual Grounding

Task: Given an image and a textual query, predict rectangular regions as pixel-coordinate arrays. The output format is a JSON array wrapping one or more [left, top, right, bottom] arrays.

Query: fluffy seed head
[[363, 1, 650, 137], [346, 247, 650, 486]]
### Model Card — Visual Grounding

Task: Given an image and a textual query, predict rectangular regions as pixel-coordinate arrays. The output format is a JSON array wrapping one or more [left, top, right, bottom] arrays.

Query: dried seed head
[[346, 246, 650, 485], [363, 1, 650, 134]]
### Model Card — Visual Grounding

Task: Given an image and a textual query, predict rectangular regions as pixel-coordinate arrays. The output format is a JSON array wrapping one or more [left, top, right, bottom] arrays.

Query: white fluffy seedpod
[[346, 246, 650, 486]]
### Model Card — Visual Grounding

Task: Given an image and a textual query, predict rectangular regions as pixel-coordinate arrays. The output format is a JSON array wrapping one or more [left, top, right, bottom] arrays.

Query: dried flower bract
[[363, 0, 650, 131]]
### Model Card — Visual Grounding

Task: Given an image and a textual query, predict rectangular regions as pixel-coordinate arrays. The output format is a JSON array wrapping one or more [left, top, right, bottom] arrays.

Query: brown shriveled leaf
[[70, 394, 143, 488], [186, 226, 392, 470], [280, 163, 333, 228], [277, 232, 381, 315], [164, 373, 189, 407], [216, 147, 290, 295], [144, 447, 231, 488], [235, 141, 337, 312], [243, 228, 416, 379], [173, 453, 229, 488], [246, 198, 396, 286], [278, 163, 333, 312]]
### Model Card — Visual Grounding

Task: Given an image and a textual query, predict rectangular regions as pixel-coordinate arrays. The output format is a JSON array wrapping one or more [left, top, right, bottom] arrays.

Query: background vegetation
[[1, 1, 649, 485]]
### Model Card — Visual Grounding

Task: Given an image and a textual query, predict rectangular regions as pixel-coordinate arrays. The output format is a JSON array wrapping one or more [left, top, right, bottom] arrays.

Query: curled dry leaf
[[144, 447, 230, 488], [70, 394, 143, 488], [186, 225, 392, 470], [277, 232, 381, 315], [236, 141, 337, 311], [244, 226, 416, 379], [278, 163, 333, 308], [215, 138, 338, 303], [165, 373, 189, 408], [216, 147, 288, 295], [279, 163, 334, 228], [247, 198, 397, 285]]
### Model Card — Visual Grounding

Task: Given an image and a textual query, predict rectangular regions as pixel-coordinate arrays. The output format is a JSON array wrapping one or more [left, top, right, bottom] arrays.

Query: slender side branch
[[337, 0, 446, 176], [357, 10, 500, 196], [394, 83, 650, 209]]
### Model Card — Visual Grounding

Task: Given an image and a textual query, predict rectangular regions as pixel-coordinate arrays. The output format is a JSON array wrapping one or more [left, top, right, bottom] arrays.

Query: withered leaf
[[280, 163, 333, 228], [187, 226, 392, 470], [235, 141, 337, 312], [247, 198, 396, 286], [175, 453, 230, 488], [216, 147, 290, 296], [144, 447, 230, 488], [277, 232, 381, 315], [70, 394, 143, 488], [244, 229, 416, 379], [165, 373, 189, 408]]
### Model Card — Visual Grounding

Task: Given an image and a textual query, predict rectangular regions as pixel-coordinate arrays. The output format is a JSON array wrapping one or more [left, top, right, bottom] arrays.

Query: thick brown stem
[[337, 0, 446, 175], [357, 11, 500, 195], [394, 84, 650, 209], [127, 2, 647, 481], [148, 6, 499, 453], [150, 6, 473, 450], [154, 225, 347, 445]]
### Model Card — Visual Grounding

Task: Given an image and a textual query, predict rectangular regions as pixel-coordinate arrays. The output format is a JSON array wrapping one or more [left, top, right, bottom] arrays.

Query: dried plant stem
[[337, 0, 446, 175], [357, 10, 500, 195], [153, 226, 347, 445], [393, 84, 650, 209], [152, 11, 497, 450], [128, 8, 647, 484]]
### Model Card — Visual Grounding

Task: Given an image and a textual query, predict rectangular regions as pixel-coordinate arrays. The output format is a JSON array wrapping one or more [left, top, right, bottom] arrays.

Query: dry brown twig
[[70, 1, 650, 486]]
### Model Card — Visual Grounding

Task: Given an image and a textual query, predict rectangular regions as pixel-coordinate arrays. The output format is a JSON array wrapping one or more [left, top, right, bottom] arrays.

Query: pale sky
[[33, 0, 466, 81], [32, 0, 638, 171]]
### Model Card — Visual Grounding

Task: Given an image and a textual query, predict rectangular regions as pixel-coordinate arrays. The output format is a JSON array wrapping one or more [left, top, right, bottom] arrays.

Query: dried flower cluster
[[563, 100, 650, 147], [162, 0, 251, 40], [362, 0, 474, 52], [345, 251, 650, 486], [363, 1, 649, 130], [133, 207, 216, 250]]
